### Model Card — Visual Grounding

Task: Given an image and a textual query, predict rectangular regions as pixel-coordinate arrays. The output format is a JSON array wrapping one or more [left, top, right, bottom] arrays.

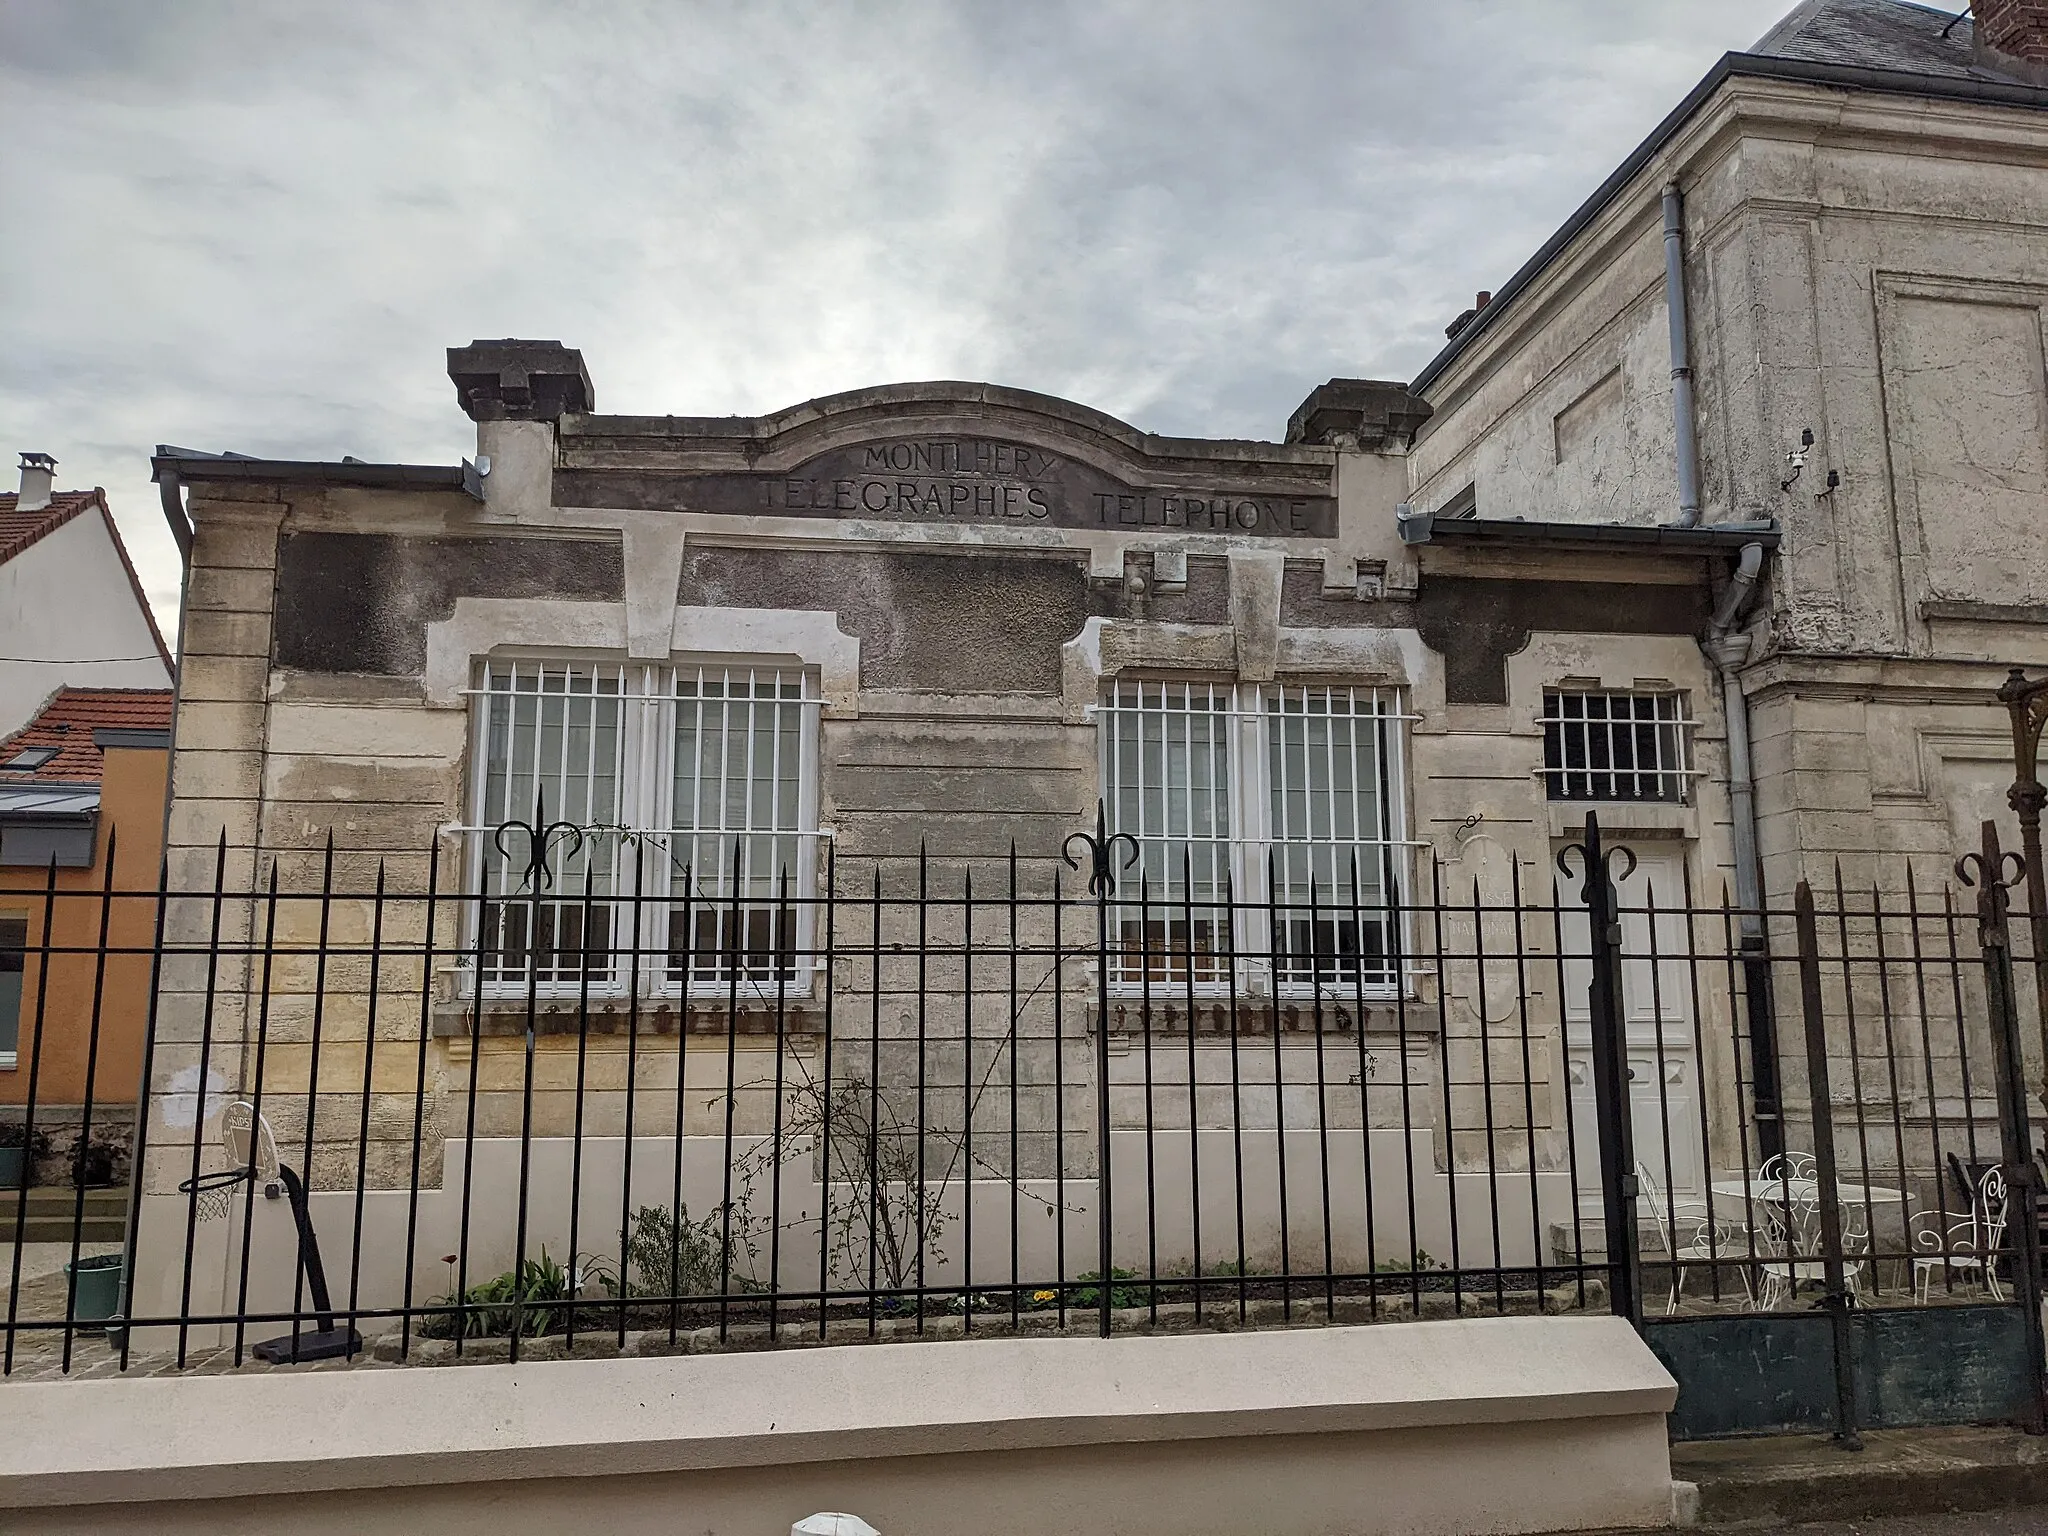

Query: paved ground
[[1667, 1425, 2048, 1531], [0, 1240, 121, 1290], [1769, 1515, 2048, 1533]]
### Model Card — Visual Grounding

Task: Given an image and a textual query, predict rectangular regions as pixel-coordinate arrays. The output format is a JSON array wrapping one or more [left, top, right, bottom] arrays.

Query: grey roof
[[0, 782, 100, 820], [1752, 0, 1997, 83]]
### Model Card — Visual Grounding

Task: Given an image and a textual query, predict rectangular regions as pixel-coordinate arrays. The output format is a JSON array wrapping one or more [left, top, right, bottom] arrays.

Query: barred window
[[668, 667, 814, 989], [1103, 680, 1234, 990], [1098, 681, 1410, 998], [1541, 691, 1692, 804], [473, 661, 624, 989], [466, 658, 820, 996]]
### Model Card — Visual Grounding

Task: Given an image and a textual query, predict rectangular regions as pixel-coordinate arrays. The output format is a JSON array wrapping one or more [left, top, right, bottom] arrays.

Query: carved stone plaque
[[554, 434, 1336, 538]]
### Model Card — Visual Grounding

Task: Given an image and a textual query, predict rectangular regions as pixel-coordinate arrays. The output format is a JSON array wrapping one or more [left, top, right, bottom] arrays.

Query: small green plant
[[420, 1250, 575, 1339], [1071, 1267, 1144, 1310], [69, 1135, 123, 1189], [1373, 1248, 1440, 1274], [0, 1122, 50, 1153], [1161, 1256, 1274, 1280], [593, 1202, 757, 1300]]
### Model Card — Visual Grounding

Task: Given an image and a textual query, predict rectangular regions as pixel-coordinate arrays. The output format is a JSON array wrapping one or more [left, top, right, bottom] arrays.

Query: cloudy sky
[[1, 0, 1795, 639]]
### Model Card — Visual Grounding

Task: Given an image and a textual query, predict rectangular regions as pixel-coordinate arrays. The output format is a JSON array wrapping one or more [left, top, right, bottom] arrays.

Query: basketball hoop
[[177, 1101, 281, 1222], [170, 1099, 362, 1363]]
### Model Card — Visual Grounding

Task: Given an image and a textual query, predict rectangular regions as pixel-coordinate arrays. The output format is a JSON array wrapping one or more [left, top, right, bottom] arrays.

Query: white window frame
[[0, 909, 24, 1070], [1539, 689, 1697, 806], [459, 653, 824, 1002], [1095, 678, 1416, 1002]]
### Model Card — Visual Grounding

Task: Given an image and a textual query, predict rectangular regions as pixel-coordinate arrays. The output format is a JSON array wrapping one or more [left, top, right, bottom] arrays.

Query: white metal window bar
[[471, 659, 627, 991], [666, 665, 820, 991], [1540, 691, 1695, 805], [1097, 680, 1412, 999], [462, 658, 822, 998]]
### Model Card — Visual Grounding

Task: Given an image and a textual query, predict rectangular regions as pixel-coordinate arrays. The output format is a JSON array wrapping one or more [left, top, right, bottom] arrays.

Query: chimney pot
[[15, 452, 56, 513], [1476, 290, 1493, 308], [1973, 0, 2048, 83]]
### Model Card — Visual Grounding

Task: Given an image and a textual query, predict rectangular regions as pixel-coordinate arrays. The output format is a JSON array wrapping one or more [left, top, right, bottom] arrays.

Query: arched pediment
[[554, 381, 1338, 539]]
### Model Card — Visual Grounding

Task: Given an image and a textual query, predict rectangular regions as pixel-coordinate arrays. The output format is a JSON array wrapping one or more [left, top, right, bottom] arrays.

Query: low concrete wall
[[0, 1315, 1676, 1536], [129, 1128, 1574, 1354]]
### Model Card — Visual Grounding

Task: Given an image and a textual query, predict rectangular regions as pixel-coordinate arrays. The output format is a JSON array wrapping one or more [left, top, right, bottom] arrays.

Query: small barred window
[[1541, 691, 1692, 805]]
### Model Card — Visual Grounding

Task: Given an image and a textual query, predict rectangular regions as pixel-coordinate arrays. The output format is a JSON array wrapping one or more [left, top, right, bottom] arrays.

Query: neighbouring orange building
[[0, 688, 173, 1176]]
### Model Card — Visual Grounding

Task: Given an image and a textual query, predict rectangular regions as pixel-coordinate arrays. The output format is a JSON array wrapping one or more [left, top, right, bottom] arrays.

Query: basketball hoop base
[[251, 1326, 361, 1364]]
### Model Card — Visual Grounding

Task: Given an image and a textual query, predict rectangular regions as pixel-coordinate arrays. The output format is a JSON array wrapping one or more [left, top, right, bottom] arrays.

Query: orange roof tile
[[0, 688, 174, 786]]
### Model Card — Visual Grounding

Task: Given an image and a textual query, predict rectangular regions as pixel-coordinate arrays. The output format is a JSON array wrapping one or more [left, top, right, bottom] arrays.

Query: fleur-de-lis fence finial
[[1062, 801, 1140, 900], [492, 786, 586, 894]]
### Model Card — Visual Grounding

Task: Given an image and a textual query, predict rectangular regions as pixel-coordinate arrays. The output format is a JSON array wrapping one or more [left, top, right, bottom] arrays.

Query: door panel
[[1557, 847, 1704, 1208]]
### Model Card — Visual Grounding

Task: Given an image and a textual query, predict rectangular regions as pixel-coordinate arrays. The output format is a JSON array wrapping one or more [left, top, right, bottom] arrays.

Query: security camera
[[1781, 428, 1815, 492]]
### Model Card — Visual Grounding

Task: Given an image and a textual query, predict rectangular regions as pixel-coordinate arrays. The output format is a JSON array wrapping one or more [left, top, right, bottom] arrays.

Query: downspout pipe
[[153, 454, 194, 562], [1707, 541, 1764, 918], [1706, 540, 1778, 1154], [1663, 183, 1703, 530]]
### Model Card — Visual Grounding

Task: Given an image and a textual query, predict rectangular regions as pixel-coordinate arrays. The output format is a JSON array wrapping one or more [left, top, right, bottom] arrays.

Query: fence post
[[1064, 805, 1137, 1341], [1568, 813, 1641, 1326], [1792, 880, 1861, 1450], [1996, 669, 2048, 1116], [1961, 819, 2048, 1436]]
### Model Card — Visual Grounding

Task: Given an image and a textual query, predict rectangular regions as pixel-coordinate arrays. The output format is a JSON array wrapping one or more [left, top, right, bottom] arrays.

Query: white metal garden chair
[[1636, 1162, 1772, 1313], [1757, 1187, 1868, 1310], [1756, 1150, 1818, 1195], [1912, 1163, 2008, 1305]]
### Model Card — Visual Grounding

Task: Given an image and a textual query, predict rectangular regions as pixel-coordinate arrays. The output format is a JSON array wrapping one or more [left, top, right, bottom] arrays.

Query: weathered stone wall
[[1407, 73, 2048, 909], [146, 364, 1754, 1335]]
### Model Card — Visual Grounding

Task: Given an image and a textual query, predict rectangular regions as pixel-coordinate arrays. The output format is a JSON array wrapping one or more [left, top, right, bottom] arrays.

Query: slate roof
[[0, 688, 174, 787], [0, 489, 175, 668], [1752, 0, 1992, 82]]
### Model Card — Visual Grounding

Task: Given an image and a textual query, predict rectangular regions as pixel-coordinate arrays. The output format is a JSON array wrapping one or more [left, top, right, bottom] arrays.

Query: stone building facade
[[1408, 0, 2048, 900], [133, 0, 2048, 1322], [138, 348, 1754, 1316]]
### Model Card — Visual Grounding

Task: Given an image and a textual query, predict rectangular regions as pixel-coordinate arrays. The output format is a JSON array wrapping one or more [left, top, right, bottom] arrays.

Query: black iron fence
[[1, 809, 2043, 1438]]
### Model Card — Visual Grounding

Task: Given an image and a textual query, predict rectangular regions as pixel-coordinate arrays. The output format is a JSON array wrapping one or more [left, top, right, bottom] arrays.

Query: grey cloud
[[0, 0, 1791, 635]]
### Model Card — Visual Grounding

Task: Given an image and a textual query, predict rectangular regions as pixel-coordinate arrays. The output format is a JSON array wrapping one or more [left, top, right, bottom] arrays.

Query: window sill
[[1545, 803, 1696, 841], [1095, 999, 1440, 1038], [433, 999, 825, 1041], [0, 1053, 13, 1071]]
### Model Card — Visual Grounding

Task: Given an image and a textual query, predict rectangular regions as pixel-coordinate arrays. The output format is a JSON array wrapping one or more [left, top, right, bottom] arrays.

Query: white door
[[1556, 847, 1705, 1217]]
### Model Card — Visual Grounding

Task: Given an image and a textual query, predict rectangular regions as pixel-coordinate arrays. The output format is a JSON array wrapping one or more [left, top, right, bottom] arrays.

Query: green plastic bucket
[[65, 1255, 124, 1324]]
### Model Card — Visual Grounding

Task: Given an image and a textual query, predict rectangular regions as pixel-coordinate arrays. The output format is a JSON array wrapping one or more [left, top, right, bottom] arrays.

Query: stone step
[[3, 1188, 128, 1244], [1673, 1424, 2048, 1528]]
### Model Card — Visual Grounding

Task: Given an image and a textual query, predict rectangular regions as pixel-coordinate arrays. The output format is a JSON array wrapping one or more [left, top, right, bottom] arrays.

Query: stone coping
[[0, 1314, 1674, 1510]]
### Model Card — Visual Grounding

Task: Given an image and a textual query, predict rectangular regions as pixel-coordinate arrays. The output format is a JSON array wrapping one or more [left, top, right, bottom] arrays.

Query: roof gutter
[[1398, 515, 1777, 551], [1410, 50, 2048, 398], [150, 452, 477, 495]]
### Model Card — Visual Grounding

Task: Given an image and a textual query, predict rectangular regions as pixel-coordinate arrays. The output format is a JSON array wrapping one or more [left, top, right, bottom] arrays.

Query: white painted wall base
[[0, 1316, 1676, 1536], [125, 1129, 1578, 1357]]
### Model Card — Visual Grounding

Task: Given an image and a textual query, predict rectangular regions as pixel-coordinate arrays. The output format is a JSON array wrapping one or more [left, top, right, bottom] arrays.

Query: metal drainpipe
[[1706, 541, 1779, 1154], [1663, 183, 1703, 530]]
